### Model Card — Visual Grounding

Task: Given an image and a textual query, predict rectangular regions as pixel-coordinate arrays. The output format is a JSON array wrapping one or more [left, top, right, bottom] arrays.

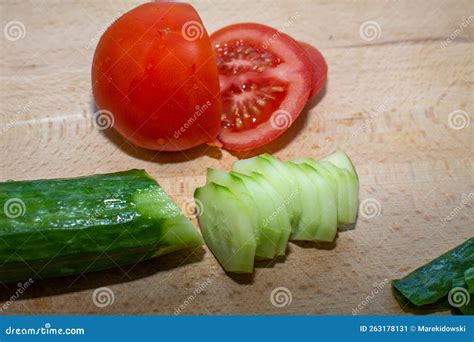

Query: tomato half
[[92, 3, 222, 151], [211, 23, 314, 151], [299, 42, 328, 99]]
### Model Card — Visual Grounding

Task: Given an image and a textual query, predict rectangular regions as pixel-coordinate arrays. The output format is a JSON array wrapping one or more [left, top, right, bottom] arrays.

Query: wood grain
[[0, 0, 472, 315]]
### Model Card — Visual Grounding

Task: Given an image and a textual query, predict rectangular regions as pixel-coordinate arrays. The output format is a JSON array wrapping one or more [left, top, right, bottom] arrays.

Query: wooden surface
[[0, 0, 473, 315]]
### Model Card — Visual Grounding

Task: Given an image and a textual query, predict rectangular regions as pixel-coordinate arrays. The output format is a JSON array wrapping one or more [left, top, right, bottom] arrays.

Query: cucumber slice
[[292, 158, 341, 224], [297, 163, 338, 241], [246, 172, 292, 256], [230, 171, 291, 257], [194, 183, 256, 273], [322, 150, 359, 223], [257, 154, 304, 229], [319, 161, 352, 224], [233, 155, 302, 229], [294, 157, 351, 224], [228, 172, 282, 259], [206, 168, 259, 234], [207, 168, 278, 259], [322, 150, 358, 177], [283, 161, 319, 241]]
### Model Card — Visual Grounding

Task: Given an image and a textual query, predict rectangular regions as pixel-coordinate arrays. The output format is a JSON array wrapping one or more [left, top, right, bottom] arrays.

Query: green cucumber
[[322, 150, 359, 223], [294, 157, 351, 224], [207, 168, 278, 259], [282, 161, 319, 241], [245, 172, 292, 256], [322, 149, 358, 176], [228, 171, 283, 259], [233, 155, 302, 229], [392, 238, 474, 314], [194, 182, 256, 273], [0, 170, 203, 282], [465, 268, 474, 292], [297, 163, 338, 241], [258, 154, 304, 231], [319, 161, 352, 224], [197, 150, 359, 273]]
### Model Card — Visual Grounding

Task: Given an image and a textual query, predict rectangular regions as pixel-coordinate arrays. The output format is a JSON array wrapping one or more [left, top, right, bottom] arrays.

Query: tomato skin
[[211, 23, 313, 151], [92, 3, 222, 151], [299, 42, 327, 99]]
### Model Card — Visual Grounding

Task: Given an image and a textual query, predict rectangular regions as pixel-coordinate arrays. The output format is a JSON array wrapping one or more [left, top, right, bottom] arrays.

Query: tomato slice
[[299, 42, 328, 99], [211, 23, 313, 151]]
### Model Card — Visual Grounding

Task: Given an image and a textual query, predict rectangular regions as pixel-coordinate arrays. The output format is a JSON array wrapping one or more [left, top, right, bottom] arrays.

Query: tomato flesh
[[216, 40, 289, 132], [221, 80, 288, 131], [216, 41, 281, 76], [211, 23, 314, 151]]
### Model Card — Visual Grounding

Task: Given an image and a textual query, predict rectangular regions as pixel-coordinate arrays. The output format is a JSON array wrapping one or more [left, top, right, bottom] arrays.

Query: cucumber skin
[[392, 238, 474, 307], [0, 170, 203, 282]]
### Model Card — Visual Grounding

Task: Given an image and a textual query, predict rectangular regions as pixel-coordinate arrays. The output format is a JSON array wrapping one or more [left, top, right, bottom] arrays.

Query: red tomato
[[211, 23, 313, 151], [92, 3, 222, 151], [299, 42, 328, 99]]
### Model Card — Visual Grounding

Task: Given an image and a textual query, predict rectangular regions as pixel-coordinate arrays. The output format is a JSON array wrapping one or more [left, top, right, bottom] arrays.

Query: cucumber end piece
[[134, 187, 204, 250]]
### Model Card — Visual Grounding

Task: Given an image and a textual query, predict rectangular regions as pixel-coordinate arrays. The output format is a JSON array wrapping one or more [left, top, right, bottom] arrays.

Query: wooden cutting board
[[0, 0, 472, 315]]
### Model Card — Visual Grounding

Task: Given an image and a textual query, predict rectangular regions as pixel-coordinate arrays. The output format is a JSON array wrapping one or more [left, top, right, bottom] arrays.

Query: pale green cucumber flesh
[[322, 150, 359, 223], [227, 171, 281, 259], [322, 150, 358, 177], [206, 168, 277, 259], [292, 158, 340, 225], [318, 161, 352, 224], [194, 183, 256, 273], [297, 163, 338, 241], [233, 156, 301, 229], [283, 162, 319, 241], [246, 172, 291, 256], [258, 154, 303, 229]]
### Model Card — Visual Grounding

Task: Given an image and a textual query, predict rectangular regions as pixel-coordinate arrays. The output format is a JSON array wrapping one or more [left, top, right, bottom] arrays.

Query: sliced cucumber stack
[[233, 155, 303, 228], [194, 183, 256, 273], [207, 168, 279, 259], [195, 150, 359, 273]]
